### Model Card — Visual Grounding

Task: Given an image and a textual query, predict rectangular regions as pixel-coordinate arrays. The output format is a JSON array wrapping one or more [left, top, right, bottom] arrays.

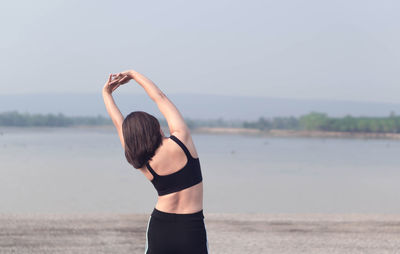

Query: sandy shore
[[3, 126, 400, 140], [192, 127, 400, 139], [1, 213, 399, 254]]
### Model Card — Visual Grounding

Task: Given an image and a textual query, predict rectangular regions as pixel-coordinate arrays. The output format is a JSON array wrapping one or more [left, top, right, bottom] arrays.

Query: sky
[[1, 0, 400, 103]]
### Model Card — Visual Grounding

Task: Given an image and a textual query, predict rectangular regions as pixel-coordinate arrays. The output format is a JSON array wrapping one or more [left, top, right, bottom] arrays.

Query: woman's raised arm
[[102, 74, 125, 148]]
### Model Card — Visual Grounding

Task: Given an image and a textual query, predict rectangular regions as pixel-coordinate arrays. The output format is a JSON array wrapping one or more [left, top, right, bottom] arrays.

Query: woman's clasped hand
[[103, 71, 134, 94]]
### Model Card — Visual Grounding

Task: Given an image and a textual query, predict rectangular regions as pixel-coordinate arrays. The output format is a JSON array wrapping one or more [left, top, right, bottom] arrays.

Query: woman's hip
[[145, 208, 208, 254]]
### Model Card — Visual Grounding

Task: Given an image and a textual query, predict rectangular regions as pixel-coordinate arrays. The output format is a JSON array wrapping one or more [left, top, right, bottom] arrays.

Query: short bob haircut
[[122, 111, 163, 169]]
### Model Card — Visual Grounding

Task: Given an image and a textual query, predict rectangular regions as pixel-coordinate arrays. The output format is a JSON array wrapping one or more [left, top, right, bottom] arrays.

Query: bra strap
[[146, 162, 159, 178], [169, 135, 193, 159]]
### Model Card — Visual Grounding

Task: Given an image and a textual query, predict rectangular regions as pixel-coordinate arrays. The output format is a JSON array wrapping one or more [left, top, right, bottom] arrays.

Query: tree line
[[0, 111, 111, 127], [2, 111, 400, 133], [243, 112, 400, 133], [0, 111, 243, 128]]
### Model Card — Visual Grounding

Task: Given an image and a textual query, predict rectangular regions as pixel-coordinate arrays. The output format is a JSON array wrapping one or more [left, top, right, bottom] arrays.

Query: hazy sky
[[1, 0, 400, 103]]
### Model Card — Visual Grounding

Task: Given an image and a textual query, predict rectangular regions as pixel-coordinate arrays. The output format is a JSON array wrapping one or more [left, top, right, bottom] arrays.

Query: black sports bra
[[145, 135, 203, 196]]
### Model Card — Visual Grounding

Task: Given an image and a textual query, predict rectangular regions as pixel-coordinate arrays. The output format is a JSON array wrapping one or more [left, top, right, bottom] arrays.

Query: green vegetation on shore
[[1, 111, 400, 134], [243, 111, 400, 133], [0, 111, 243, 128], [0, 111, 111, 127]]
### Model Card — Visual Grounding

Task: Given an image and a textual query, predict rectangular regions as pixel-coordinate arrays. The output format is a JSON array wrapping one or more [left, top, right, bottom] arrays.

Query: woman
[[102, 70, 208, 254]]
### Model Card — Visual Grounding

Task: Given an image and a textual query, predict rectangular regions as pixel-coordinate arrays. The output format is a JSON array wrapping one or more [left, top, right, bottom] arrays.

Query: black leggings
[[145, 208, 209, 254]]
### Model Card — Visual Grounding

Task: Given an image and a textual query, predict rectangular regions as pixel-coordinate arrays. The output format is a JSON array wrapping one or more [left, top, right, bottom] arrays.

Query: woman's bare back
[[139, 132, 203, 213]]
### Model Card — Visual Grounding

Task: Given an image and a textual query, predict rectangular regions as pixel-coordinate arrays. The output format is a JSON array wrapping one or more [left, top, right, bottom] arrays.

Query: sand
[[0, 213, 399, 254], [192, 127, 400, 139]]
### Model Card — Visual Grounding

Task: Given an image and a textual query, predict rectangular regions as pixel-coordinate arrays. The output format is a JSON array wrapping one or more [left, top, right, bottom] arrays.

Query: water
[[0, 127, 399, 214]]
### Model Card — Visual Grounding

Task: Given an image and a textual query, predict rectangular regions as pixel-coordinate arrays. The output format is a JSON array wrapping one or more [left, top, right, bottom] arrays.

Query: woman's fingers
[[106, 72, 130, 91], [105, 74, 113, 85], [116, 73, 123, 80], [118, 75, 130, 84], [111, 83, 121, 92]]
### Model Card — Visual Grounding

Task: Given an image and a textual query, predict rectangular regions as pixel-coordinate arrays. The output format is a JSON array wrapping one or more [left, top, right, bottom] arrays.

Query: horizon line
[[0, 92, 399, 105]]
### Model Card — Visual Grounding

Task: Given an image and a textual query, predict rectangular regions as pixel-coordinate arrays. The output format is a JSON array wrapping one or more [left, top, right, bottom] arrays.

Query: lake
[[0, 127, 399, 214]]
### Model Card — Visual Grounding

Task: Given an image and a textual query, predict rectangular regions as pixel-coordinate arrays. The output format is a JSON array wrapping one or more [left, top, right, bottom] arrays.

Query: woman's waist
[[155, 183, 203, 212], [155, 197, 203, 215], [151, 207, 204, 221]]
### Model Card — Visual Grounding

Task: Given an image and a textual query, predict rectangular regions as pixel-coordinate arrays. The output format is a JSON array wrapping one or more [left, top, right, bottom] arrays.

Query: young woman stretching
[[102, 70, 208, 254]]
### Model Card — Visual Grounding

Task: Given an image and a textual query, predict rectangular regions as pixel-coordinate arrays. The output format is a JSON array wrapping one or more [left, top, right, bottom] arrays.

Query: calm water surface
[[0, 127, 399, 214]]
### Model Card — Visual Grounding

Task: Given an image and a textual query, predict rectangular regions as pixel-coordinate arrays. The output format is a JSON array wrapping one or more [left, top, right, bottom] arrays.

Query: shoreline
[[192, 127, 400, 139], [2, 125, 400, 139]]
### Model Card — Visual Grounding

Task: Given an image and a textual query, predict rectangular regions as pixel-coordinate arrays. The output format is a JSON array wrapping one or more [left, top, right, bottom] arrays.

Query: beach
[[192, 127, 400, 139], [22, 125, 400, 140], [1, 213, 399, 254]]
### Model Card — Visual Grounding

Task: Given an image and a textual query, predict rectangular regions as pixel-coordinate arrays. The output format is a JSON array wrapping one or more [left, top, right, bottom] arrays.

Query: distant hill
[[1, 93, 399, 121]]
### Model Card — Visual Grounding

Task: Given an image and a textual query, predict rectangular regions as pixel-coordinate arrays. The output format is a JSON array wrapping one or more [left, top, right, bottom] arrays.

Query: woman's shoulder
[[170, 130, 189, 142], [169, 131, 199, 159]]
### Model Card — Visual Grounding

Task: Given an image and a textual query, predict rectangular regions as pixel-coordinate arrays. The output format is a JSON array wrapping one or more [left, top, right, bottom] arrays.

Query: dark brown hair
[[122, 111, 163, 169]]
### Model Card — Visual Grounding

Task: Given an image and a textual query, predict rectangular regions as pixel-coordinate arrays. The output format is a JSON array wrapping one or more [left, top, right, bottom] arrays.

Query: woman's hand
[[103, 71, 135, 94], [112, 70, 135, 85], [103, 74, 120, 94]]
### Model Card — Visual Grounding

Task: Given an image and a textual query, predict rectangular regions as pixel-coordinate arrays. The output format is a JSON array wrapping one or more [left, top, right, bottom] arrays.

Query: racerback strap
[[146, 162, 159, 178], [169, 135, 193, 159]]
